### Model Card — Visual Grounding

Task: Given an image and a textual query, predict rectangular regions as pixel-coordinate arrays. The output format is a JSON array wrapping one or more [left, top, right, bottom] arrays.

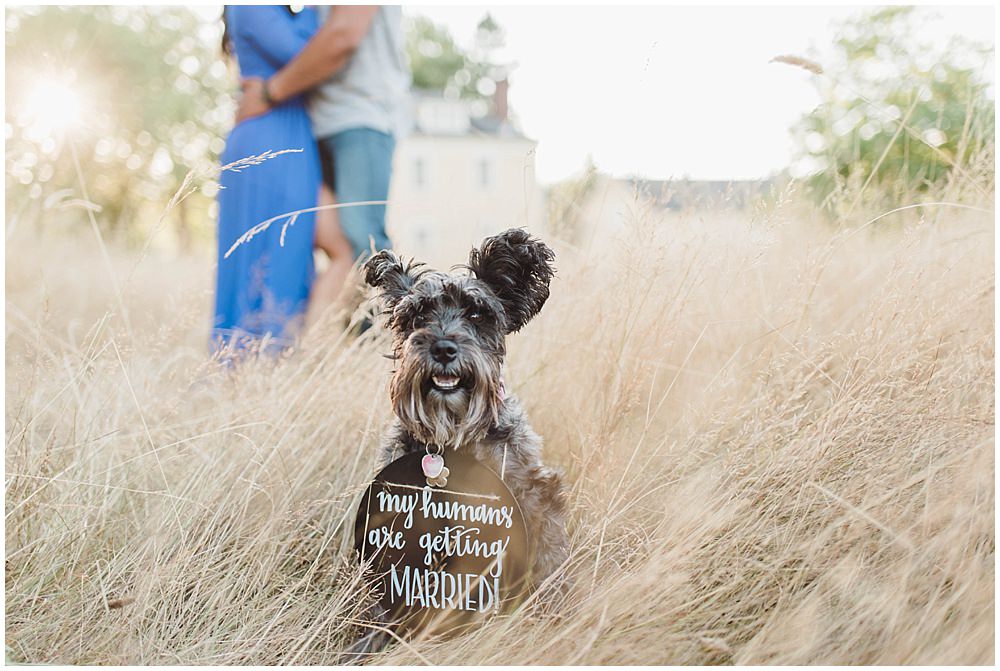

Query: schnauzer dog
[[357, 229, 570, 637]]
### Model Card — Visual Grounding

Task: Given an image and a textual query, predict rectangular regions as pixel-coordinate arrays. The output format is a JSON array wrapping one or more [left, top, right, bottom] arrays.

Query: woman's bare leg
[[308, 184, 354, 327]]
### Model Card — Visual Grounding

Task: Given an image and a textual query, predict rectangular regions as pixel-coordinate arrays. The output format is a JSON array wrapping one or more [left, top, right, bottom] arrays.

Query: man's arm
[[237, 6, 378, 121], [268, 6, 378, 102]]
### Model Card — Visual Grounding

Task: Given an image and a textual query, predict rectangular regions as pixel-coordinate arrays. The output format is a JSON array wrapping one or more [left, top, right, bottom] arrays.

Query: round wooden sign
[[354, 451, 529, 635]]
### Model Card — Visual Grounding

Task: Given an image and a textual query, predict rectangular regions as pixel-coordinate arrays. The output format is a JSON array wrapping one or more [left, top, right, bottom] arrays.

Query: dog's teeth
[[432, 375, 460, 390]]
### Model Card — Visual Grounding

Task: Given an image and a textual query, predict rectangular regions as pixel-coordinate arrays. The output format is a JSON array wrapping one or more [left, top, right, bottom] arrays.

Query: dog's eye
[[411, 315, 426, 329]]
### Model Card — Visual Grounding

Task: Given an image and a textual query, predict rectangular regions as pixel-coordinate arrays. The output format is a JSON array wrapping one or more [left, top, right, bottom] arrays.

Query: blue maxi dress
[[213, 6, 320, 354]]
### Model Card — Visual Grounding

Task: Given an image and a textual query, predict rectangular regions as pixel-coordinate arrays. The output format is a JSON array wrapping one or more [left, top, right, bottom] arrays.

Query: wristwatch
[[262, 79, 277, 107]]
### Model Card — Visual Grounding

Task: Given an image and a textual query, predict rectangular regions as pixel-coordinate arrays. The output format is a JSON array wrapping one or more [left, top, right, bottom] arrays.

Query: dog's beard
[[390, 343, 503, 448]]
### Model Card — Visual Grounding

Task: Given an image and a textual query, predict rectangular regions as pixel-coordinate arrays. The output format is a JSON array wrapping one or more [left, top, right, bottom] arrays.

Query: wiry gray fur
[[347, 229, 569, 657]]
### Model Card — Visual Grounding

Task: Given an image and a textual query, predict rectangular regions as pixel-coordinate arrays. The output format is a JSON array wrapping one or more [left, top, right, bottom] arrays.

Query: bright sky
[[410, 5, 995, 183]]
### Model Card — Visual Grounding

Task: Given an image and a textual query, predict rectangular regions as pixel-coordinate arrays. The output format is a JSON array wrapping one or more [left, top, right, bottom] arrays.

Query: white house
[[386, 81, 545, 267]]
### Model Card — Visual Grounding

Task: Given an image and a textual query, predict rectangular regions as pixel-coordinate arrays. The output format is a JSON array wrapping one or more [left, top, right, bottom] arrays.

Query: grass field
[[5, 185, 995, 663]]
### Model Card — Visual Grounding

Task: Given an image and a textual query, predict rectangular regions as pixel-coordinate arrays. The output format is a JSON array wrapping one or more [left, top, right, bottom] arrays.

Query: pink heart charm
[[422, 453, 444, 479]]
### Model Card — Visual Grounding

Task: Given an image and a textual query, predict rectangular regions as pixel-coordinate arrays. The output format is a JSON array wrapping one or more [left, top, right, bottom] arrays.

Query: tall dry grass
[[5, 182, 994, 663]]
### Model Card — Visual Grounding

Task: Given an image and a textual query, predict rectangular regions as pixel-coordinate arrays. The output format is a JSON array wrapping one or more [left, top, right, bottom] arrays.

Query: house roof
[[469, 115, 526, 139], [410, 87, 529, 140]]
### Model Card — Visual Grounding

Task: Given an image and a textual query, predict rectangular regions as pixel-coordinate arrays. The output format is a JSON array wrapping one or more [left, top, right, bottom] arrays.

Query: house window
[[414, 158, 426, 189], [478, 159, 491, 190]]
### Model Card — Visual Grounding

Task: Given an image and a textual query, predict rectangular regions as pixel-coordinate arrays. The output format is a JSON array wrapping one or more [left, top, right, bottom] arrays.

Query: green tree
[[404, 13, 507, 110], [789, 7, 994, 213], [5, 6, 230, 248], [405, 15, 467, 93]]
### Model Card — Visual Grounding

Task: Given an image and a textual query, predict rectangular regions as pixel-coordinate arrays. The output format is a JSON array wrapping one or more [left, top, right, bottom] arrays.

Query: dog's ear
[[468, 228, 555, 333], [363, 250, 420, 313]]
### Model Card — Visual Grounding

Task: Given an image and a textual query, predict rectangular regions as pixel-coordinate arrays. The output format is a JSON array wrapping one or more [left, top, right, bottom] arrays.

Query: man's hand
[[235, 77, 271, 124]]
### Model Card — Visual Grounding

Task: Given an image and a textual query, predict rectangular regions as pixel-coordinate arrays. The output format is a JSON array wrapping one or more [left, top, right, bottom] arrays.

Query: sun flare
[[22, 78, 85, 136]]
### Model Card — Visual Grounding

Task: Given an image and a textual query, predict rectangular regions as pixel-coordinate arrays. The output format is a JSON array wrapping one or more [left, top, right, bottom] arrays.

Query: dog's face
[[364, 229, 555, 447]]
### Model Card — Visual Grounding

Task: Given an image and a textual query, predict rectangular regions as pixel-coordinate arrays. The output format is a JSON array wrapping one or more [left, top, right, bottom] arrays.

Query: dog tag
[[421, 453, 444, 479]]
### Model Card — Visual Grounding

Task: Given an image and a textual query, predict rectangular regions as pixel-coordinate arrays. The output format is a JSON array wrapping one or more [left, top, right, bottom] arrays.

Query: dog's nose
[[430, 339, 459, 363]]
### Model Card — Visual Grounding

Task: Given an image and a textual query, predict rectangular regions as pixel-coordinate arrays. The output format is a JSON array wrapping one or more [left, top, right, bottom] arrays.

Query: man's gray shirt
[[308, 5, 412, 140]]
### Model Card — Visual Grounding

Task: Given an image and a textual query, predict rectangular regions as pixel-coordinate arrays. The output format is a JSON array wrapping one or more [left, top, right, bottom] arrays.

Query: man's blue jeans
[[318, 127, 395, 261]]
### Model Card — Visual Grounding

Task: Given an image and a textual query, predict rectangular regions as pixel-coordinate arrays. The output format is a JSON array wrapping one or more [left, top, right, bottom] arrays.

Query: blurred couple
[[212, 5, 410, 355]]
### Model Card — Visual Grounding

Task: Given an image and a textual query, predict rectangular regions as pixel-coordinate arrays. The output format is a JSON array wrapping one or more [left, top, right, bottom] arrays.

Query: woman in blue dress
[[214, 5, 347, 356]]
